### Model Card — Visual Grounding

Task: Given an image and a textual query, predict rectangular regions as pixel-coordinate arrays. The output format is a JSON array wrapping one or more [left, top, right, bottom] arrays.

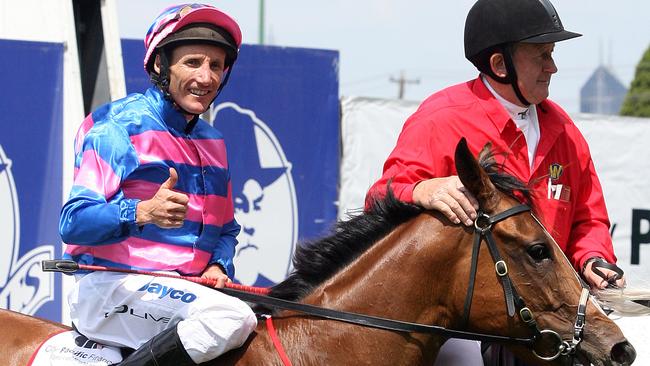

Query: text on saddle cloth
[[28, 330, 122, 366]]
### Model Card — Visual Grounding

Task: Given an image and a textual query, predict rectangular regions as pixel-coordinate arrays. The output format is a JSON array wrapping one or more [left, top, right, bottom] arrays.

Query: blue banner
[[0, 39, 63, 320], [122, 41, 340, 286]]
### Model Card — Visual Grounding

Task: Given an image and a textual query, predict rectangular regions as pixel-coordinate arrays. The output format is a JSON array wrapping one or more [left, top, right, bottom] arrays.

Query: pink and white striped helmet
[[143, 3, 242, 73]]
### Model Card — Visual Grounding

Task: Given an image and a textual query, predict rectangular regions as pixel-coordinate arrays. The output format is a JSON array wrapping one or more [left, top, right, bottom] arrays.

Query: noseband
[[462, 204, 590, 361]]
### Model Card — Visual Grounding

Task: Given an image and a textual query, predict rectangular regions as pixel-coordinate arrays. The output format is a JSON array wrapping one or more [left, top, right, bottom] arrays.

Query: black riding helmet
[[464, 0, 581, 105]]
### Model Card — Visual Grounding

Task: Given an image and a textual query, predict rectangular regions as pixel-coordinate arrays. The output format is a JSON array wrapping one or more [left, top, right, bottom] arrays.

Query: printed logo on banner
[[211, 102, 298, 287], [0, 145, 54, 314]]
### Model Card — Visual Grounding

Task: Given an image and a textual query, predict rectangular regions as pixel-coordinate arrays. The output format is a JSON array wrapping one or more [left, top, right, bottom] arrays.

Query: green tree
[[620, 44, 650, 117]]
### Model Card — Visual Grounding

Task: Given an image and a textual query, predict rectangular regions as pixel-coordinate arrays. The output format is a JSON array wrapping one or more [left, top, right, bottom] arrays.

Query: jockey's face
[[158, 44, 227, 118]]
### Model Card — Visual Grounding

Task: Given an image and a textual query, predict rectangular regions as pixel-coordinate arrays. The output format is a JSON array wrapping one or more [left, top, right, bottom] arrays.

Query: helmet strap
[[150, 48, 173, 101], [480, 44, 532, 107], [215, 64, 233, 98], [502, 44, 531, 106]]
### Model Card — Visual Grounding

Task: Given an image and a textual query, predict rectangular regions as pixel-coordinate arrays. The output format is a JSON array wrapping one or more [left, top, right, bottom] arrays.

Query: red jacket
[[366, 77, 616, 271]]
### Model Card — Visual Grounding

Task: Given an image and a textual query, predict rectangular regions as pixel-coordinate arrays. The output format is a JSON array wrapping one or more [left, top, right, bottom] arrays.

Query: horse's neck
[[223, 214, 470, 365], [298, 213, 465, 361], [315, 214, 464, 306]]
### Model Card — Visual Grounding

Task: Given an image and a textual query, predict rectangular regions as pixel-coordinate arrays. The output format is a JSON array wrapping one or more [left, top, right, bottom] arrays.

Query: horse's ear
[[454, 138, 500, 212]]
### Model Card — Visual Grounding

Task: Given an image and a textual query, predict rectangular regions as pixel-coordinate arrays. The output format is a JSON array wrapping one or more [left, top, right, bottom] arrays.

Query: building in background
[[580, 65, 627, 115]]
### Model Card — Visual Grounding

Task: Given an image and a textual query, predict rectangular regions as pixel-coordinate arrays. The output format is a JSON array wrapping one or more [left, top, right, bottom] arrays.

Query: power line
[[342, 72, 393, 87], [390, 70, 420, 99]]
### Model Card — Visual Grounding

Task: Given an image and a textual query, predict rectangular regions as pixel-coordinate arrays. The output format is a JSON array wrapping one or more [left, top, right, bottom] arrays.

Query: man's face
[[166, 44, 227, 115], [512, 42, 558, 105]]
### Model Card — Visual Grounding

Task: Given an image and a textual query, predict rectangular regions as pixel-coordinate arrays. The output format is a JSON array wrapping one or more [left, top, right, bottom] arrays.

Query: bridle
[[460, 204, 590, 360], [220, 203, 591, 361]]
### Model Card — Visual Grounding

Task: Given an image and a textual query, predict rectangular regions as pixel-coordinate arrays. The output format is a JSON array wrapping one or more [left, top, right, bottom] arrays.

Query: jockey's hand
[[136, 168, 189, 228], [201, 264, 230, 288], [582, 259, 626, 289], [412, 176, 479, 226]]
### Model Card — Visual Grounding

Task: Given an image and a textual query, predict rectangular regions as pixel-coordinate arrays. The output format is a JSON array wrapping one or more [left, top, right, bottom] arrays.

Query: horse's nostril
[[610, 341, 636, 365]]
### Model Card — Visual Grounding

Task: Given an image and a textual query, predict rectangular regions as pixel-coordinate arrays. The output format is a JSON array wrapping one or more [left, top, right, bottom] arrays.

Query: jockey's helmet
[[144, 3, 242, 73], [143, 3, 242, 103]]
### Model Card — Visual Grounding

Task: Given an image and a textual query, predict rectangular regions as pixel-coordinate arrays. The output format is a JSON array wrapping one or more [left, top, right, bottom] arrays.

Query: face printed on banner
[[212, 103, 298, 287], [235, 179, 265, 255]]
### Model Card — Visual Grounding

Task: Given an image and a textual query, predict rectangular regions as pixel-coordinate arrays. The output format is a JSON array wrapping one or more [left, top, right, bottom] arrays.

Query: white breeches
[[68, 272, 257, 364]]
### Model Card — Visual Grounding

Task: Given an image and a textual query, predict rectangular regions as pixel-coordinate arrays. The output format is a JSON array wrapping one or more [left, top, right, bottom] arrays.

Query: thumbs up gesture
[[136, 168, 190, 228]]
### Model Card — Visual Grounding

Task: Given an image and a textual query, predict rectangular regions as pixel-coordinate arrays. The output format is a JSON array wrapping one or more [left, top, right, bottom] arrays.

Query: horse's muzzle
[[610, 340, 635, 366]]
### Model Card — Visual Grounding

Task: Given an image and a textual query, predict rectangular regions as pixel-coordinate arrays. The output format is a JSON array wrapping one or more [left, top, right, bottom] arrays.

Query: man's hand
[[201, 264, 230, 288], [582, 259, 626, 289], [136, 168, 189, 228], [412, 176, 479, 226]]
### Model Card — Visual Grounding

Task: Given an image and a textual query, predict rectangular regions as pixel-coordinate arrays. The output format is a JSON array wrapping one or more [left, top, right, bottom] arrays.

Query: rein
[[43, 206, 589, 361], [218, 204, 588, 361], [220, 285, 536, 345], [41, 260, 535, 346]]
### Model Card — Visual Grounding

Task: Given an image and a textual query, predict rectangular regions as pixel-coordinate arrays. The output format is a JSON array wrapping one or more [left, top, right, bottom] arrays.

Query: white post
[[100, 0, 127, 100], [61, 0, 86, 325]]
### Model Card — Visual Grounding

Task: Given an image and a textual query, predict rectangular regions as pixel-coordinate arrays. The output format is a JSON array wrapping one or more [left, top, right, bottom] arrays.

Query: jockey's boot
[[117, 324, 197, 366]]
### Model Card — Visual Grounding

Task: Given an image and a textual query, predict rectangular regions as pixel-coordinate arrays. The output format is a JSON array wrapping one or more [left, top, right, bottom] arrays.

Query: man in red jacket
[[366, 0, 625, 290], [368, 2, 625, 364]]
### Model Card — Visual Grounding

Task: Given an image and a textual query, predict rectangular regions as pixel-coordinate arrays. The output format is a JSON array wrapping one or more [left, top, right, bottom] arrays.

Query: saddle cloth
[[28, 330, 123, 366]]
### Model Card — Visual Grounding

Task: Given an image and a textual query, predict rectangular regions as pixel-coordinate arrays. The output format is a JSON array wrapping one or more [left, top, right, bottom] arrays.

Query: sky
[[116, 0, 650, 114]]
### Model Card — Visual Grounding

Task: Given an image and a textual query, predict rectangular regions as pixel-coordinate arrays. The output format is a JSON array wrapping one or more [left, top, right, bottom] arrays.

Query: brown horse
[[0, 139, 636, 366]]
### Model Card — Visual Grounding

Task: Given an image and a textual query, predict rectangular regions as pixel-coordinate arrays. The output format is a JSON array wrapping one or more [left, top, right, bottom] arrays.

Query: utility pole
[[259, 0, 265, 45], [390, 70, 420, 99]]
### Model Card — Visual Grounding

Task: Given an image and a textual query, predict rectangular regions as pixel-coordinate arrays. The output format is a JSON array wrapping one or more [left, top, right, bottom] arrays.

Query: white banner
[[338, 97, 419, 220]]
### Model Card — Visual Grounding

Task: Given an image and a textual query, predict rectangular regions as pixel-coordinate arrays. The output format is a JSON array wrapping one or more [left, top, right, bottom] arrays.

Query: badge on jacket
[[547, 163, 570, 201]]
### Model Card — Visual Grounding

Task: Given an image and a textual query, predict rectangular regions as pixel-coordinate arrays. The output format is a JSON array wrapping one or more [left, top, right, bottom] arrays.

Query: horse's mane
[[264, 146, 530, 304], [480, 146, 531, 204], [264, 189, 423, 304]]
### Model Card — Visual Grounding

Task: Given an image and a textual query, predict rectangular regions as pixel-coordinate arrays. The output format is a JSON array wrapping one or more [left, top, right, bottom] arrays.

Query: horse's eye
[[527, 243, 550, 261]]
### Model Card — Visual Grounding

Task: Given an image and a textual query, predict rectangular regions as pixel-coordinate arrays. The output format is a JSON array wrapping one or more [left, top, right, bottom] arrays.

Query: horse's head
[[454, 138, 635, 366]]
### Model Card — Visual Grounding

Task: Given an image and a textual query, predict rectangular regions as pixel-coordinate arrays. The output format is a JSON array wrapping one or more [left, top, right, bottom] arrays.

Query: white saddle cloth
[[28, 330, 123, 366]]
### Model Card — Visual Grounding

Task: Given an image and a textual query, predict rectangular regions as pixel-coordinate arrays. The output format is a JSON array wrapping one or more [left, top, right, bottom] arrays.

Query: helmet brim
[[171, 7, 242, 47], [157, 23, 238, 63], [521, 30, 582, 44]]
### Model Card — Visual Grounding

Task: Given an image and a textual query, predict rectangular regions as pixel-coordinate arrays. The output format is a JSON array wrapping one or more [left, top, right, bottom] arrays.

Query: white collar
[[481, 76, 531, 120]]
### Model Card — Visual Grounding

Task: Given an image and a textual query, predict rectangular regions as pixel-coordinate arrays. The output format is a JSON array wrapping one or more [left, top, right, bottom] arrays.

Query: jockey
[[59, 4, 257, 366]]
